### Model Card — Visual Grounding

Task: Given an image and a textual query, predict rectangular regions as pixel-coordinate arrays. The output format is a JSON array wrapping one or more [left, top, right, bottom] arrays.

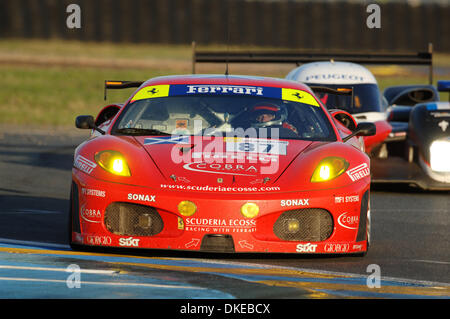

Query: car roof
[[286, 61, 378, 85], [140, 74, 313, 91]]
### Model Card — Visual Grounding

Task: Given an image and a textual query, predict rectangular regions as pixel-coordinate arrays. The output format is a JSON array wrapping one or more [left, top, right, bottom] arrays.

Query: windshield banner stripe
[[130, 84, 320, 107]]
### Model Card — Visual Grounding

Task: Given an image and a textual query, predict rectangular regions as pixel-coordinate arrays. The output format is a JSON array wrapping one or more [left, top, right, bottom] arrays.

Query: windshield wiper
[[115, 128, 171, 136]]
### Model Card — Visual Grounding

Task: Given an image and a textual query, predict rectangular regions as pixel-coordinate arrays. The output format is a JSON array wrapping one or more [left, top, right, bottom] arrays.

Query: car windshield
[[307, 83, 383, 114], [113, 93, 336, 141]]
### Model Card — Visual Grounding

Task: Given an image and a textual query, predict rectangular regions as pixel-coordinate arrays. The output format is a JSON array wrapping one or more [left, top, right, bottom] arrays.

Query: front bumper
[[71, 172, 370, 254]]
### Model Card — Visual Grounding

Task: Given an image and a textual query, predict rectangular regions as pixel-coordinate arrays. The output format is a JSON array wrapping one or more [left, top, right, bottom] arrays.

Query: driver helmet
[[248, 102, 288, 128]]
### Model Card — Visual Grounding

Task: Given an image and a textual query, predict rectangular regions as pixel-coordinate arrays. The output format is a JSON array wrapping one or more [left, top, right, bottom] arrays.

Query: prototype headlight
[[95, 150, 131, 176], [430, 140, 450, 172], [311, 157, 349, 183]]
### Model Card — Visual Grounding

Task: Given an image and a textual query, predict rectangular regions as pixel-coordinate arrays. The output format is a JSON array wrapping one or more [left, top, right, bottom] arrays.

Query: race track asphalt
[[0, 126, 448, 299]]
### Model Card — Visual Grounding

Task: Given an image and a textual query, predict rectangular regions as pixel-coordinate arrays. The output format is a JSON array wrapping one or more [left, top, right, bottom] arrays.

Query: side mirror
[[76, 115, 95, 129], [342, 122, 376, 142], [75, 115, 105, 134], [331, 110, 357, 131]]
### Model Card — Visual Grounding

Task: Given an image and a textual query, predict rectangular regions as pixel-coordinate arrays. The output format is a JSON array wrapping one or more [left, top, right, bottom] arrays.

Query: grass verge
[[1, 39, 449, 128]]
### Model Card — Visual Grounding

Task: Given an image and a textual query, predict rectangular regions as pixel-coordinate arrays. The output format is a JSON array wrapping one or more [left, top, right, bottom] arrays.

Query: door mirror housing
[[75, 115, 105, 134]]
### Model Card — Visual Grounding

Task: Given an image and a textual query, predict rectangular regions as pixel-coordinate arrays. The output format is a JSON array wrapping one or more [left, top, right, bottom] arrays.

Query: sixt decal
[[74, 155, 97, 174], [296, 243, 317, 253], [119, 237, 140, 247], [346, 163, 370, 182]]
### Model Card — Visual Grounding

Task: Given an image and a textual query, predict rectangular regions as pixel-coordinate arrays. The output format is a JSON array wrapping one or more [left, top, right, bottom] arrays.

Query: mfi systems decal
[[346, 163, 370, 182], [74, 155, 97, 174], [335, 195, 359, 204], [81, 188, 106, 197]]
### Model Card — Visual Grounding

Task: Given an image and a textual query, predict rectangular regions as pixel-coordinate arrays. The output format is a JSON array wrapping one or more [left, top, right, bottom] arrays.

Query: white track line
[[0, 265, 117, 275], [412, 259, 450, 265], [0, 238, 70, 250], [0, 277, 203, 289]]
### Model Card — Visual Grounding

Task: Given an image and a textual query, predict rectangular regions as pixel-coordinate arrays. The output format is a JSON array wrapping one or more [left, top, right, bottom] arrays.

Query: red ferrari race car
[[70, 75, 376, 255]]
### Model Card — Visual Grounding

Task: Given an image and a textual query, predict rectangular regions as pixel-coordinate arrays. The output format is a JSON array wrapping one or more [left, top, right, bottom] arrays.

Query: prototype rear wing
[[104, 80, 144, 100], [309, 86, 353, 96], [191, 42, 434, 84], [309, 86, 355, 109]]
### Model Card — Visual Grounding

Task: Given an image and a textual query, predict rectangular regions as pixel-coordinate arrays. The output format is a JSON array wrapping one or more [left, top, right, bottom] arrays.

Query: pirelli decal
[[130, 84, 320, 107], [347, 163, 370, 182]]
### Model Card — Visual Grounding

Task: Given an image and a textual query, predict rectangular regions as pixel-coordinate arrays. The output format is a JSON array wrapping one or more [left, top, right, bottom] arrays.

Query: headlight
[[430, 140, 450, 172], [95, 150, 131, 176], [311, 157, 349, 182]]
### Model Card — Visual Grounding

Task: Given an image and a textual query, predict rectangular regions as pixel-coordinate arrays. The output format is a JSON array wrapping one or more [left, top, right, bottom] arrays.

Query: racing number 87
[[239, 142, 272, 153], [227, 141, 287, 155]]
